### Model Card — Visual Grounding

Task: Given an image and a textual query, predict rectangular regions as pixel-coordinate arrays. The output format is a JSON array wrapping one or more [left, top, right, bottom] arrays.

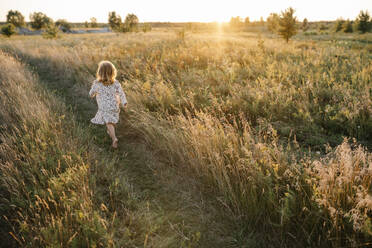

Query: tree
[[90, 17, 98, 28], [6, 10, 25, 27], [267, 13, 279, 33], [84, 21, 89, 28], [302, 18, 309, 31], [277, 7, 297, 42], [342, 19, 353, 33], [260, 16, 265, 26], [229, 16, 243, 28], [244, 17, 250, 25], [142, 23, 152, 32], [124, 14, 139, 31], [334, 18, 345, 32], [1, 23, 16, 37], [318, 23, 328, 31], [55, 19, 71, 33], [355, 10, 371, 33], [108, 11, 122, 31], [43, 23, 59, 39], [30, 12, 52, 30]]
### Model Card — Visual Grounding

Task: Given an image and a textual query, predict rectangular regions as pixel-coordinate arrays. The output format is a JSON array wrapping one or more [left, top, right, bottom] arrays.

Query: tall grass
[[0, 52, 153, 247], [0, 51, 111, 246], [1, 31, 371, 246]]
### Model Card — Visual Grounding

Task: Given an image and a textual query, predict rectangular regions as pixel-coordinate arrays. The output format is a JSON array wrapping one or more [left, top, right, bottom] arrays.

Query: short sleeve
[[89, 81, 98, 97], [115, 81, 127, 107]]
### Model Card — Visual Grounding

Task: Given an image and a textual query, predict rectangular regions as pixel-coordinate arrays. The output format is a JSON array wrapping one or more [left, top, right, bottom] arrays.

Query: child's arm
[[89, 81, 98, 98], [116, 82, 128, 108]]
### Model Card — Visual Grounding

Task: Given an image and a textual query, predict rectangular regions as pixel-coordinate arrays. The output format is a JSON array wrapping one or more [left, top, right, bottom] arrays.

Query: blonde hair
[[96, 61, 117, 85]]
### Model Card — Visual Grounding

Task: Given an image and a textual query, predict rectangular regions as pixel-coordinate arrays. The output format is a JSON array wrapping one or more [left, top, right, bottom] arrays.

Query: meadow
[[0, 29, 371, 247]]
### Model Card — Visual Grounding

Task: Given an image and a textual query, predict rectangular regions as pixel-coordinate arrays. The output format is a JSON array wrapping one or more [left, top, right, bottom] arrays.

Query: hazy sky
[[1, 0, 371, 23]]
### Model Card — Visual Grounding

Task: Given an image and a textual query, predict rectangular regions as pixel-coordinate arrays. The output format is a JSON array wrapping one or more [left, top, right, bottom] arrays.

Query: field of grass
[[0, 30, 371, 247]]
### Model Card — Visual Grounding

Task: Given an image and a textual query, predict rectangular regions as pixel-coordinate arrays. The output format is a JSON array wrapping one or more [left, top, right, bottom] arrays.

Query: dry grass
[[0, 52, 113, 247], [0, 31, 371, 247]]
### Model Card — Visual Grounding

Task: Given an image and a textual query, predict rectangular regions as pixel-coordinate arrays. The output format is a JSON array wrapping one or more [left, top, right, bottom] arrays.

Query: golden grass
[[0, 52, 113, 247], [0, 31, 371, 247]]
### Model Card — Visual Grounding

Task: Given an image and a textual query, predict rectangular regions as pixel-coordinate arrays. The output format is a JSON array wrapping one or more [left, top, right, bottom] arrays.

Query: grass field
[[0, 30, 371, 247]]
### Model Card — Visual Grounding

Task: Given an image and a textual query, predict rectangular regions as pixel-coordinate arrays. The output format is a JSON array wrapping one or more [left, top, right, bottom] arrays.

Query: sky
[[0, 0, 371, 23]]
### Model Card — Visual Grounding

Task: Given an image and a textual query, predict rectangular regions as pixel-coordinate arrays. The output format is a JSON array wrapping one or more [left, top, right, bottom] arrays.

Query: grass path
[[4, 49, 244, 247]]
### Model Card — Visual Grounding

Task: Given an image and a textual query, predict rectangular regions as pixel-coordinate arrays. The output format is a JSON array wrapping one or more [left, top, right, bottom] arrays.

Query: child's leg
[[106, 123, 118, 148]]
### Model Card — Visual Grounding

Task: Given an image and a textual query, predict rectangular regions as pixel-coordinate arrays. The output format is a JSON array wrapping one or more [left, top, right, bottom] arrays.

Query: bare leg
[[106, 123, 118, 148]]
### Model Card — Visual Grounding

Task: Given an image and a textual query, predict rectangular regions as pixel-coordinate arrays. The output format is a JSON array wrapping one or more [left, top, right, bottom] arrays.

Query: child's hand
[[121, 103, 128, 110]]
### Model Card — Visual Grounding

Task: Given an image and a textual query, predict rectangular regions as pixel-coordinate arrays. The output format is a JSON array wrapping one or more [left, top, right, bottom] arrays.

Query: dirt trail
[[5, 50, 242, 247]]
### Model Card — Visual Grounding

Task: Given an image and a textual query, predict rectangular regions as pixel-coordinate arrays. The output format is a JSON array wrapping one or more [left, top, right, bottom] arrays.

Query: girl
[[89, 61, 127, 148]]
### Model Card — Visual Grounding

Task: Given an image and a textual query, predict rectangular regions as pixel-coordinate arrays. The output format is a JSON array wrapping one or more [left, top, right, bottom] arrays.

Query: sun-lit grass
[[0, 51, 114, 247], [0, 50, 182, 248], [0, 30, 371, 247]]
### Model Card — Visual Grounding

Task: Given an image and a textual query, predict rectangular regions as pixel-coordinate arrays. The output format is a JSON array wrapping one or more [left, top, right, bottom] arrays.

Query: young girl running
[[89, 61, 127, 148]]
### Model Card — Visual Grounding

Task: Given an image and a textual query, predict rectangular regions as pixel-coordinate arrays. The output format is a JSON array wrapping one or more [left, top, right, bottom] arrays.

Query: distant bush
[[278, 7, 298, 42], [229, 16, 243, 29], [266, 13, 279, 33], [244, 17, 250, 25], [42, 23, 59, 39], [304, 31, 318, 36], [90, 17, 98, 28], [302, 18, 309, 31], [318, 23, 328, 31], [354, 10, 371, 33], [142, 23, 152, 32], [6, 10, 25, 27], [108, 11, 122, 31], [30, 12, 52, 30], [124, 14, 139, 32], [108, 12, 139, 33], [334, 19, 345, 32], [1, 23, 16, 37], [343, 20, 353, 33], [55, 19, 71, 33]]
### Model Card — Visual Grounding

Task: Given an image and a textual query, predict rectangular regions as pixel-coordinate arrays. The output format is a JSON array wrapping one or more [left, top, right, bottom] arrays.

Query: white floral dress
[[89, 80, 127, 125]]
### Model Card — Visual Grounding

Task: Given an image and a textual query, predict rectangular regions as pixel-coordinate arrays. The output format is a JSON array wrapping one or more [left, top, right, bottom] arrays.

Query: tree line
[[265, 8, 371, 42], [108, 12, 151, 32], [229, 8, 371, 42], [2, 8, 370, 39], [1, 10, 151, 38]]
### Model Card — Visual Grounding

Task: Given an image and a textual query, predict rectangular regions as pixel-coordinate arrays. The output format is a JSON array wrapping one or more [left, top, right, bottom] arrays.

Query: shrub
[[334, 19, 345, 32], [30, 12, 52, 30], [244, 17, 250, 25], [343, 20, 353, 33], [6, 10, 25, 27], [142, 23, 152, 32], [278, 7, 298, 42], [230, 16, 243, 29], [266, 13, 279, 33], [108, 11, 122, 31], [177, 29, 185, 40], [1, 23, 16, 37], [302, 18, 309, 31], [354, 10, 371, 33], [55, 19, 71, 33], [318, 23, 328, 31], [42, 24, 59, 39], [90, 17, 98, 28], [124, 14, 139, 31]]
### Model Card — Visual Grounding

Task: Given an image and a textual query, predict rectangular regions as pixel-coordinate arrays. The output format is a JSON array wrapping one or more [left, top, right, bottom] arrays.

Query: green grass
[[0, 40, 236, 248], [0, 30, 371, 247]]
